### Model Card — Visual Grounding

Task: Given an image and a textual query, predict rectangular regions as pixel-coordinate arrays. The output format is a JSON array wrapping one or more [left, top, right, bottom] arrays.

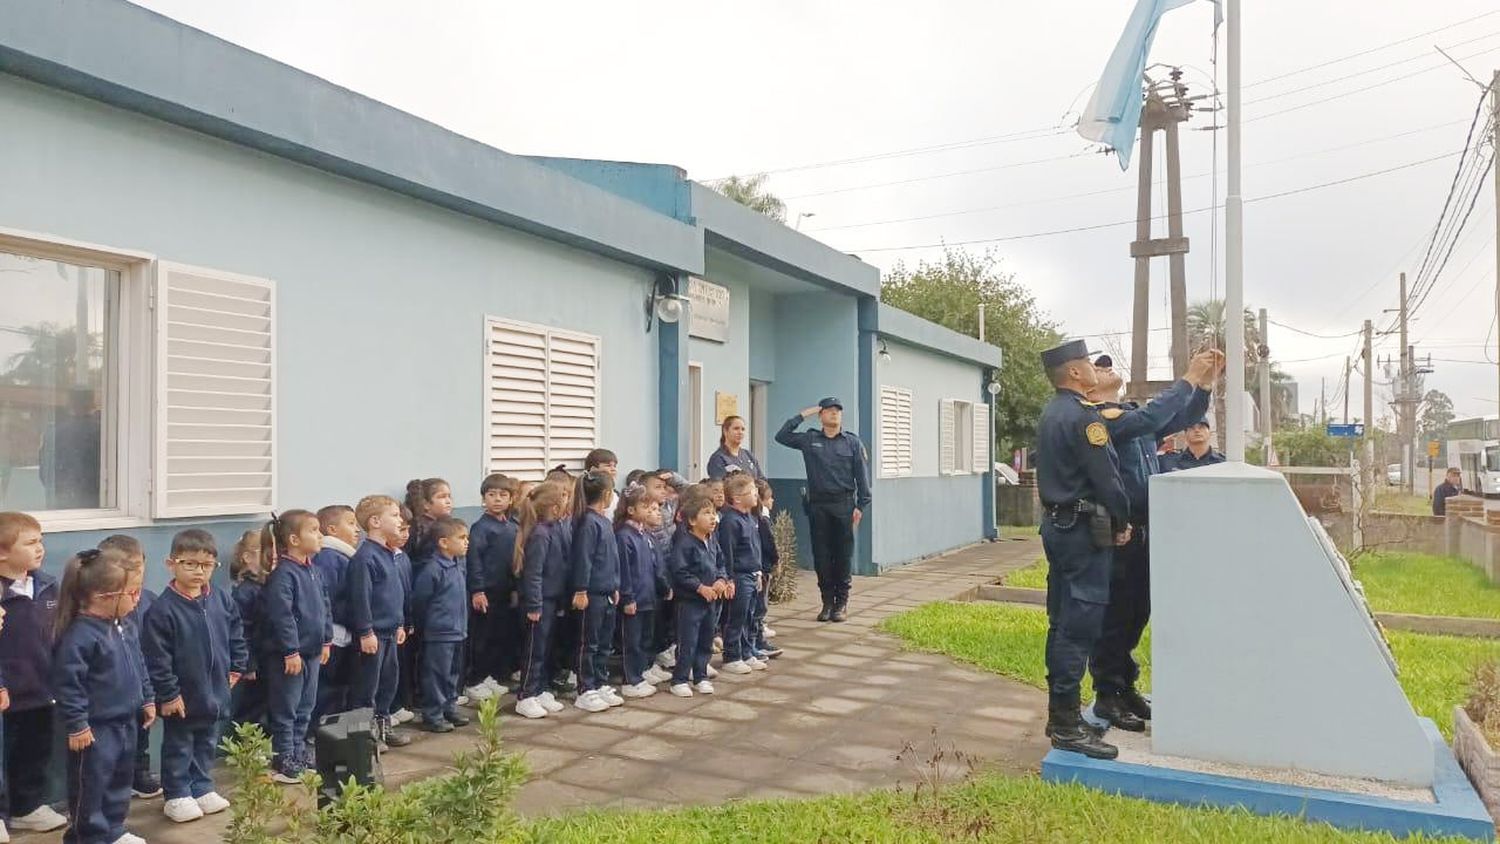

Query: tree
[[1418, 389, 1455, 442], [708, 174, 786, 222], [880, 248, 1061, 458], [1185, 298, 1297, 446]]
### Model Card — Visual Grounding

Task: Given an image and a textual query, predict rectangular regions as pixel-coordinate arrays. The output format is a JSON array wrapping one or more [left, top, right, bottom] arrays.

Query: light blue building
[[0, 0, 1000, 588]]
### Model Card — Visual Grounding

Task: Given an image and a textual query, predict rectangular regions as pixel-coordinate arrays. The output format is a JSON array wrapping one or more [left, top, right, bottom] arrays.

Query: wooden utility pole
[[1394, 272, 1417, 495], [1343, 357, 1351, 424], [1493, 71, 1500, 463], [1128, 70, 1194, 400], [1364, 319, 1374, 489]]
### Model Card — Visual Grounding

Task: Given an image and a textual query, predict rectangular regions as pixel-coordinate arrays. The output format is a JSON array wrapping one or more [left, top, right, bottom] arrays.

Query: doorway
[[688, 362, 703, 480], [750, 380, 769, 463]]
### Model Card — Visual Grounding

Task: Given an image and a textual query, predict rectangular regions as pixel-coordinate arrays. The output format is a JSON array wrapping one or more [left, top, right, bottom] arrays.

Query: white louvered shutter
[[972, 401, 991, 474], [153, 262, 275, 518], [879, 386, 913, 478], [545, 330, 601, 474], [938, 399, 956, 476], [486, 319, 549, 481]]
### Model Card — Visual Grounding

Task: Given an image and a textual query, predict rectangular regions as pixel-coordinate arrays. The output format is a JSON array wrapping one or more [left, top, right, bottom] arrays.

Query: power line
[[1245, 8, 1500, 89], [1267, 319, 1362, 340], [1408, 147, 1496, 318], [782, 150, 1101, 200], [1409, 96, 1492, 303], [847, 150, 1461, 253], [1243, 28, 1500, 106]]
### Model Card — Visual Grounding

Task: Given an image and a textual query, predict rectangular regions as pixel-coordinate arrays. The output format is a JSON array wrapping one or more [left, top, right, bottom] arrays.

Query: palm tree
[[709, 174, 787, 223], [1186, 299, 1269, 449]]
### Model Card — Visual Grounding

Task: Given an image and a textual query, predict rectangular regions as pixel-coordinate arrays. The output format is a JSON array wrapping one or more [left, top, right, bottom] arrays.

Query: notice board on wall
[[715, 392, 739, 424]]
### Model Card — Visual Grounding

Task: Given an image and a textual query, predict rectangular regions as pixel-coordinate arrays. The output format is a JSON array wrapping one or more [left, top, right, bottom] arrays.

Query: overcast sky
[[131, 0, 1500, 423]]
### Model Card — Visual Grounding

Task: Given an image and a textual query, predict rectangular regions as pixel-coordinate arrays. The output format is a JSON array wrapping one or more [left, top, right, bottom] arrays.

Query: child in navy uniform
[[569, 471, 622, 713], [52, 548, 156, 844], [97, 534, 162, 802], [615, 485, 669, 697], [0, 511, 67, 835], [752, 479, 783, 659], [717, 474, 766, 676], [346, 495, 411, 748], [465, 474, 519, 702], [230, 531, 268, 731], [411, 518, 471, 733], [514, 482, 569, 720], [142, 529, 247, 824], [667, 488, 727, 698], [260, 510, 333, 784], [312, 505, 358, 730]]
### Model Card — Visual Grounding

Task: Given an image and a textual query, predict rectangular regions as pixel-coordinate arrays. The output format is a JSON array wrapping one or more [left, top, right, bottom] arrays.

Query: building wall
[[765, 293, 861, 480], [871, 338, 987, 567], [687, 262, 752, 479], [0, 75, 660, 570]]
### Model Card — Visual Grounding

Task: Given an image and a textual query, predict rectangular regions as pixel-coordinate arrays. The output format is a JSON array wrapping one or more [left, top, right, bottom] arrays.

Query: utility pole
[[1396, 272, 1415, 495], [1258, 308, 1272, 463], [1492, 70, 1500, 478], [1343, 357, 1350, 423], [1364, 319, 1374, 490], [1320, 378, 1327, 425]]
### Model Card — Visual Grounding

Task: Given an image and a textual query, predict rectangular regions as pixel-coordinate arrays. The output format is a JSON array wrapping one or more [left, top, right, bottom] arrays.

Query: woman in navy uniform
[[706, 416, 765, 480], [774, 397, 871, 623], [1035, 340, 1130, 759]]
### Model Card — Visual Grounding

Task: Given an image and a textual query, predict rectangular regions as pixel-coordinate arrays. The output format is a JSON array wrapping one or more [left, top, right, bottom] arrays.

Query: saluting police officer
[[775, 397, 872, 623], [1036, 340, 1130, 759], [1084, 350, 1220, 733]]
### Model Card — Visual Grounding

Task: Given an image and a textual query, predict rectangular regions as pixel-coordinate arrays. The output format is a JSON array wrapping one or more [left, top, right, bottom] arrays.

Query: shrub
[[1467, 659, 1500, 747], [767, 509, 800, 604], [222, 698, 528, 843]]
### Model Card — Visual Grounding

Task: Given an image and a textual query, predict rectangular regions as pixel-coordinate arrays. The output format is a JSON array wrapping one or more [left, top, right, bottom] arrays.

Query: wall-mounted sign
[[715, 391, 739, 425], [688, 276, 729, 343]]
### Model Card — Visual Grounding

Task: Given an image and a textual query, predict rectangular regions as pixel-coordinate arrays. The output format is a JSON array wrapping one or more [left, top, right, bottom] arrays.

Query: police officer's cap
[[1039, 339, 1095, 370], [1093, 354, 1113, 368], [818, 397, 843, 411], [1188, 416, 1212, 429]]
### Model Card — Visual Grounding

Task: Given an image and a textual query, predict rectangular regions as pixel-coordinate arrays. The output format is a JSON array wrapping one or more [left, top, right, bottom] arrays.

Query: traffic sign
[[1325, 423, 1365, 439], [1427, 440, 1440, 458]]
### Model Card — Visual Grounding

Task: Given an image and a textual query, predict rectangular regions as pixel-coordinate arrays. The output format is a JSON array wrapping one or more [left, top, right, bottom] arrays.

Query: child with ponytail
[[513, 482, 569, 720], [229, 530, 268, 731], [52, 548, 156, 844], [259, 511, 332, 783], [615, 484, 670, 697]]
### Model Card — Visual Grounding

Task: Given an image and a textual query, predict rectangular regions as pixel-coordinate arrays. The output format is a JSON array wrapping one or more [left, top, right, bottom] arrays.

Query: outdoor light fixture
[[987, 378, 1001, 396], [878, 340, 892, 363], [646, 275, 689, 332]]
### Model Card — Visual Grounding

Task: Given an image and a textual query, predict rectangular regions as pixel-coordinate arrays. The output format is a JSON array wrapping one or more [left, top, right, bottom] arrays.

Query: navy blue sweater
[[756, 513, 779, 576], [716, 508, 763, 576], [616, 525, 668, 611], [312, 543, 353, 629], [519, 521, 568, 614], [411, 555, 467, 643], [0, 570, 60, 711], [569, 511, 620, 595], [262, 556, 333, 659], [346, 539, 407, 637], [668, 532, 727, 601], [142, 585, 248, 720], [232, 579, 264, 676], [123, 588, 155, 643], [53, 615, 151, 736], [466, 513, 518, 595]]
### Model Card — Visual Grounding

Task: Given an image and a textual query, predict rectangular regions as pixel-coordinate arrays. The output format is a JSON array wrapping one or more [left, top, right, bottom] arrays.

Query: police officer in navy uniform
[[775, 397, 872, 623], [1165, 416, 1227, 472], [1035, 340, 1129, 759], [1085, 350, 1220, 733]]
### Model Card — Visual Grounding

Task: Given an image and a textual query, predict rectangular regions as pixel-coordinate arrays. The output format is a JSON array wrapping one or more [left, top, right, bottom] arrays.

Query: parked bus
[[1444, 415, 1500, 496]]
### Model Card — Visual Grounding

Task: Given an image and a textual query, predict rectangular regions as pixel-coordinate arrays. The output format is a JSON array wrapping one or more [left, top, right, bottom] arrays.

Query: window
[[878, 385, 912, 478], [485, 317, 601, 481], [0, 250, 118, 512], [940, 398, 991, 476]]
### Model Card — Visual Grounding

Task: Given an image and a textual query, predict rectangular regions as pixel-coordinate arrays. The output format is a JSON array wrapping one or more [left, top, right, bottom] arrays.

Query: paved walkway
[[20, 536, 1047, 841]]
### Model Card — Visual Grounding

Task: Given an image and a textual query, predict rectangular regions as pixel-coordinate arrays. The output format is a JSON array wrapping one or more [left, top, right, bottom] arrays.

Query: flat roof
[[877, 304, 1002, 369]]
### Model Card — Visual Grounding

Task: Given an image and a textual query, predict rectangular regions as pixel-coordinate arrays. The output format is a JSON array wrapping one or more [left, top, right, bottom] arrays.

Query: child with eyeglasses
[[141, 529, 247, 825]]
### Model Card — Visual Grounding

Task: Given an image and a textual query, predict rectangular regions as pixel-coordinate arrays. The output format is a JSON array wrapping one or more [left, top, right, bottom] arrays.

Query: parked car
[[1386, 463, 1402, 485]]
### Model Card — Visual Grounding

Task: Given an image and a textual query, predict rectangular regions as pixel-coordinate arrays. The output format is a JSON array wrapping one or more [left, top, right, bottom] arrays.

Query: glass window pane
[[0, 251, 117, 511]]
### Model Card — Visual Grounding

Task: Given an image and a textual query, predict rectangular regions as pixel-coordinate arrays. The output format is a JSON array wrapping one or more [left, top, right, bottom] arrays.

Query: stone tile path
[[20, 536, 1046, 841]]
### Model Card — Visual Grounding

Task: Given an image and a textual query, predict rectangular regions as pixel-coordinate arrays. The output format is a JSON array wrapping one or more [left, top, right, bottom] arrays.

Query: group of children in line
[[0, 449, 783, 844]]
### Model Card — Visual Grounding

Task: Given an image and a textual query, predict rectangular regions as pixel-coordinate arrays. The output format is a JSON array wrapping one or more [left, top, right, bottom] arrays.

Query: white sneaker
[[655, 645, 676, 669], [456, 694, 470, 706], [463, 684, 496, 702], [565, 671, 578, 687], [0, 821, 9, 842], [642, 666, 670, 684], [712, 636, 723, 654], [574, 690, 609, 713], [195, 791, 230, 815], [391, 708, 415, 725], [112, 834, 146, 844], [694, 680, 716, 695], [164, 797, 204, 823], [600, 687, 625, 707], [11, 805, 68, 832], [621, 681, 657, 698], [764, 626, 776, 639], [748, 656, 768, 671], [722, 660, 753, 675], [705, 663, 719, 679], [515, 696, 549, 719], [538, 691, 565, 713], [669, 683, 694, 698], [482, 676, 505, 693]]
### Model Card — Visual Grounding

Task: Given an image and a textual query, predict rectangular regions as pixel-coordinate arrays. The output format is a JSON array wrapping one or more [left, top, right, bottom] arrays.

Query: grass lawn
[[1004, 556, 1048, 589], [1353, 551, 1500, 619], [1373, 490, 1434, 516], [879, 601, 1500, 740], [528, 772, 1468, 843], [999, 524, 1040, 540]]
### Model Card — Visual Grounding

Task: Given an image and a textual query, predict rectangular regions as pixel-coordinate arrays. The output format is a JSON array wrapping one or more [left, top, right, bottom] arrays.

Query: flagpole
[[1224, 0, 1245, 461]]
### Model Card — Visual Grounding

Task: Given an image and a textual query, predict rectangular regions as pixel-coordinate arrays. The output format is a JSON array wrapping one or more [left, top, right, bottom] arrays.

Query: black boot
[[1046, 704, 1118, 760], [1093, 692, 1147, 732], [1119, 687, 1152, 720], [816, 600, 833, 622], [830, 599, 847, 623]]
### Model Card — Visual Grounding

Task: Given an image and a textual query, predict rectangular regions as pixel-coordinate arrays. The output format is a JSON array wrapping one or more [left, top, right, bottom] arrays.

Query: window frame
[[482, 315, 603, 482], [0, 227, 154, 532], [878, 385, 913, 479]]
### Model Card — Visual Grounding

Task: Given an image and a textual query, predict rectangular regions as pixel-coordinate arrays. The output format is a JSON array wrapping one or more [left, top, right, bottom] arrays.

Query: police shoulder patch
[[1085, 422, 1109, 446], [1100, 407, 1124, 420]]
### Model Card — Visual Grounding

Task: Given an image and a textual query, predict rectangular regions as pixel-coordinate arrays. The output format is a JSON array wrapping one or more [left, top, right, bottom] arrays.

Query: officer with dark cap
[[1084, 350, 1221, 733], [1165, 416, 1227, 471], [775, 396, 871, 623], [1035, 339, 1129, 759]]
